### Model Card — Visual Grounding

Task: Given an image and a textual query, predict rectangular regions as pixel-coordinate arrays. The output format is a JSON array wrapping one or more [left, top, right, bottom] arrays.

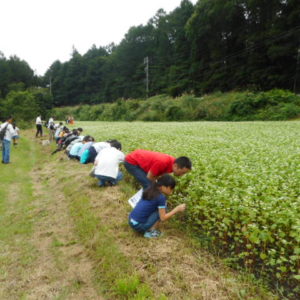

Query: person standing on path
[[0, 116, 15, 164], [47, 117, 55, 141], [35, 115, 43, 137]]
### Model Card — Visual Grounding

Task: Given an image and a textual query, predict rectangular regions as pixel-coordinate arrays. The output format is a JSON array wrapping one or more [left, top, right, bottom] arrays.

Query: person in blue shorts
[[128, 174, 186, 238]]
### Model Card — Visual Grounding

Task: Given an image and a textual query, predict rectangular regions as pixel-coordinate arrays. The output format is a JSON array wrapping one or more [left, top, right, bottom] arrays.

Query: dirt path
[[26, 161, 102, 299], [28, 166, 101, 299], [0, 135, 102, 300]]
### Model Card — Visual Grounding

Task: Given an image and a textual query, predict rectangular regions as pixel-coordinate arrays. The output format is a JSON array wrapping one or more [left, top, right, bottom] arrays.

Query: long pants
[[2, 139, 11, 163], [124, 161, 151, 189], [95, 171, 123, 187], [36, 124, 43, 137]]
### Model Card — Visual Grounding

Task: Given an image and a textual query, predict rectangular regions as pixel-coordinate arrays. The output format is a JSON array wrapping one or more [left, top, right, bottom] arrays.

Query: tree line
[[1, 0, 300, 110], [0, 53, 51, 123]]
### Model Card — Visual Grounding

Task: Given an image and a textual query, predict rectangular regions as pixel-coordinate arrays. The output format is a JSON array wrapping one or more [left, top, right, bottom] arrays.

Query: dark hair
[[106, 139, 118, 143], [174, 156, 192, 169], [83, 135, 91, 142], [143, 174, 176, 200], [59, 122, 63, 125], [72, 129, 79, 135], [77, 128, 83, 132], [110, 140, 122, 150]]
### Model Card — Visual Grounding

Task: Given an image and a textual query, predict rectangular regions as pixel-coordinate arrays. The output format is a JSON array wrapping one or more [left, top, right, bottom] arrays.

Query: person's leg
[[3, 139, 11, 163], [37, 125, 41, 137], [110, 171, 123, 185], [129, 211, 160, 233], [94, 175, 107, 187], [35, 125, 39, 137], [124, 161, 151, 189], [48, 129, 52, 141], [40, 125, 43, 137], [2, 141, 4, 162]]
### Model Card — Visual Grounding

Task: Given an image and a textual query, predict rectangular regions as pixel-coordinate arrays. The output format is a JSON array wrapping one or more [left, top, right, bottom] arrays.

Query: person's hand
[[176, 203, 186, 212]]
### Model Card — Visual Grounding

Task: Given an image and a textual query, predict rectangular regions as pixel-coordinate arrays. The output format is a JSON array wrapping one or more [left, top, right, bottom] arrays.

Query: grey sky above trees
[[0, 0, 197, 75]]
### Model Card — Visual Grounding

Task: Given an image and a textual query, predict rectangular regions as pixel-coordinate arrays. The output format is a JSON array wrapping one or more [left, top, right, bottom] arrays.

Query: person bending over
[[124, 149, 192, 189], [93, 141, 124, 187], [128, 174, 186, 238]]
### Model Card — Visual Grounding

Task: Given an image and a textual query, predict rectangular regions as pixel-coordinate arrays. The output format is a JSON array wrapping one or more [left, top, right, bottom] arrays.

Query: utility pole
[[49, 75, 52, 96], [144, 56, 149, 98], [293, 47, 300, 93]]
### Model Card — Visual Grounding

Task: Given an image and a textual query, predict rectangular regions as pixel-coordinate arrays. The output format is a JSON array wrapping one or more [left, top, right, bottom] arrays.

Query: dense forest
[[0, 0, 300, 114]]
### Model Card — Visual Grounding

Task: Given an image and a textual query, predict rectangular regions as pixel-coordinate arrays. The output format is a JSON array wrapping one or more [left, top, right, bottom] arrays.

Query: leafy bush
[[52, 90, 300, 122], [227, 90, 300, 120], [0, 90, 39, 123], [166, 105, 185, 121]]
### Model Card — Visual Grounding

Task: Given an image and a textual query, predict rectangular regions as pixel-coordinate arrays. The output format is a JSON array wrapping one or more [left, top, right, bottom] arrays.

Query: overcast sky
[[0, 0, 198, 76]]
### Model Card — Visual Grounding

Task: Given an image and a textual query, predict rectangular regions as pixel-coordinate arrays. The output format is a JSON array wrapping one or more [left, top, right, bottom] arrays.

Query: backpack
[[0, 124, 8, 141]]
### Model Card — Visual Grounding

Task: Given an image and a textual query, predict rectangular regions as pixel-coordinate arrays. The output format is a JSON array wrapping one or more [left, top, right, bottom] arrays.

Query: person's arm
[[146, 171, 157, 182], [94, 153, 101, 166], [147, 161, 168, 182], [159, 204, 186, 222], [8, 124, 15, 135], [118, 151, 125, 163]]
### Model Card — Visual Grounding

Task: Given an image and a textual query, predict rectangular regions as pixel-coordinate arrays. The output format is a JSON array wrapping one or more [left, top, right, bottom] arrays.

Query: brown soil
[[25, 161, 102, 300]]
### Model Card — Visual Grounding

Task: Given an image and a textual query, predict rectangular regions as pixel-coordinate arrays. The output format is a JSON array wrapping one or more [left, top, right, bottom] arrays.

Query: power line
[[294, 47, 300, 93]]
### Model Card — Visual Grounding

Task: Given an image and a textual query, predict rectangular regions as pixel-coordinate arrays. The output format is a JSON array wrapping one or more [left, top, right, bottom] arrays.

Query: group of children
[[52, 123, 192, 238]]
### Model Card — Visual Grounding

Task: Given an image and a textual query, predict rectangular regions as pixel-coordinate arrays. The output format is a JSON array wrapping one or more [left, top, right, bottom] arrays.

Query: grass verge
[[0, 136, 41, 299], [61, 176, 160, 299]]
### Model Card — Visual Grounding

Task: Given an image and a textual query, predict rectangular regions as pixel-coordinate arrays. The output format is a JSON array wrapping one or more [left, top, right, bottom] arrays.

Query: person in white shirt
[[12, 123, 20, 146], [47, 117, 55, 141], [83, 141, 111, 164], [35, 115, 43, 137], [1, 116, 15, 164], [48, 117, 54, 128], [54, 122, 64, 142], [94, 141, 125, 187]]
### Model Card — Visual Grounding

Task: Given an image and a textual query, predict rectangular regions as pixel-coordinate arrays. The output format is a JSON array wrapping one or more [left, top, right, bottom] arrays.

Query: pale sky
[[0, 0, 197, 76]]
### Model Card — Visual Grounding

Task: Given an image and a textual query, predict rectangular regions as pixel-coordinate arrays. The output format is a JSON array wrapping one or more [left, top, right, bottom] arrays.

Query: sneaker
[[144, 230, 162, 238]]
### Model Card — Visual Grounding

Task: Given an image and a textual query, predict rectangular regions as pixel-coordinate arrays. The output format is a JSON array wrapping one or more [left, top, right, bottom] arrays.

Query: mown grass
[[0, 136, 41, 298], [61, 179, 161, 299]]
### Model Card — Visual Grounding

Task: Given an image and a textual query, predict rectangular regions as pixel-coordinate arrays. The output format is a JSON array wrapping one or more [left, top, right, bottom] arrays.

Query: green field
[[76, 120, 300, 297]]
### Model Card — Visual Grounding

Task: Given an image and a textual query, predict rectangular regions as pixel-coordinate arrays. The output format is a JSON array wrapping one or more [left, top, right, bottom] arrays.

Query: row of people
[[54, 125, 192, 238]]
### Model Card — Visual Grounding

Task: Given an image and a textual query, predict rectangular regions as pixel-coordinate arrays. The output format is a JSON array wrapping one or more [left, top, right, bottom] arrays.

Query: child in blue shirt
[[129, 174, 186, 238]]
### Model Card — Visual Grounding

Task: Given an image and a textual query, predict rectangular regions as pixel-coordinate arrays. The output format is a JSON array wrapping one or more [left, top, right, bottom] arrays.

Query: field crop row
[[78, 121, 300, 297]]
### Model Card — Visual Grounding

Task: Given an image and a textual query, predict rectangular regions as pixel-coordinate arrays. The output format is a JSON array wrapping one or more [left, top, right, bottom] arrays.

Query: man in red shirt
[[124, 149, 192, 189]]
